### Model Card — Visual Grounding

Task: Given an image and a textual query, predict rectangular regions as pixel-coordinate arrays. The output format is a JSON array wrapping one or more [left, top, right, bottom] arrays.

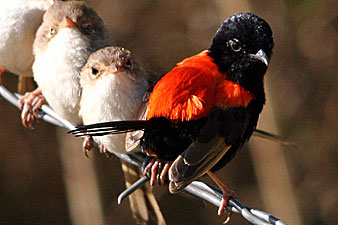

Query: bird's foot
[[142, 157, 172, 186], [218, 196, 234, 224], [18, 88, 45, 129], [99, 143, 113, 158], [83, 137, 113, 158], [83, 136, 93, 158], [207, 171, 235, 222]]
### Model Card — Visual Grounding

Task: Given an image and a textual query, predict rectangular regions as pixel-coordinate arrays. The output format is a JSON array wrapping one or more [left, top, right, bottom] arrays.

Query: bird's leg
[[18, 87, 45, 128], [98, 143, 113, 158], [17, 76, 35, 94], [82, 136, 93, 158], [207, 171, 234, 222], [0, 67, 5, 84], [143, 157, 172, 186], [82, 137, 113, 158]]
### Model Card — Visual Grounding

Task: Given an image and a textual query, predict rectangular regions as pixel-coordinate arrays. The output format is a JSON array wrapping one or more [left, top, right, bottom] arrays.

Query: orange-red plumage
[[147, 51, 254, 121], [215, 81, 254, 108]]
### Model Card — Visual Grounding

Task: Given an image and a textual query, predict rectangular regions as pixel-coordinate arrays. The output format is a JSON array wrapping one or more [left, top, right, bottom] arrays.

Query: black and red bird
[[70, 13, 274, 215]]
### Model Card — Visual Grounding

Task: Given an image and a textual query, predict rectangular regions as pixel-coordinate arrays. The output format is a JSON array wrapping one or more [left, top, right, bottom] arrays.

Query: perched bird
[[79, 46, 152, 155], [79, 46, 165, 224], [19, 0, 113, 127], [0, 0, 55, 93], [70, 13, 274, 216]]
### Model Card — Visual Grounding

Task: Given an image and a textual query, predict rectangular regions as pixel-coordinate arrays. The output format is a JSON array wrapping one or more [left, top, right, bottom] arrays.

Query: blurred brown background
[[0, 0, 337, 224]]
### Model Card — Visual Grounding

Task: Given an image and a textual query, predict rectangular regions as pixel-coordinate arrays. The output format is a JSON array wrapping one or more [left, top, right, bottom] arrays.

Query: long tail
[[253, 129, 296, 147], [69, 121, 295, 147], [69, 120, 156, 137]]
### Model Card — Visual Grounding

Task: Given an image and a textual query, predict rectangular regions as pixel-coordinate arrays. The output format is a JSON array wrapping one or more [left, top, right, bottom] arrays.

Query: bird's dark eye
[[229, 39, 241, 52], [91, 67, 99, 75], [83, 24, 93, 33], [50, 28, 57, 36]]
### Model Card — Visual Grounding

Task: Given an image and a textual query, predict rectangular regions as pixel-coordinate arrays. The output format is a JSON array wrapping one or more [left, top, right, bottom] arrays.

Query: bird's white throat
[[33, 29, 91, 125]]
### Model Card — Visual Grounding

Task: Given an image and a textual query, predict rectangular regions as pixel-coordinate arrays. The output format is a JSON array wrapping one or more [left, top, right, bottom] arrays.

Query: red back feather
[[147, 51, 254, 121]]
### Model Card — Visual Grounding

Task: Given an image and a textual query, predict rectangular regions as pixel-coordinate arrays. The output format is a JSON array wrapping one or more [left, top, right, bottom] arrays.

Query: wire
[[0, 84, 287, 225]]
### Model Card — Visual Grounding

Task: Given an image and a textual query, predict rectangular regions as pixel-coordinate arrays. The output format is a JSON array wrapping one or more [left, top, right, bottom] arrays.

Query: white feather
[[80, 70, 149, 153], [0, 0, 52, 76], [33, 28, 90, 125]]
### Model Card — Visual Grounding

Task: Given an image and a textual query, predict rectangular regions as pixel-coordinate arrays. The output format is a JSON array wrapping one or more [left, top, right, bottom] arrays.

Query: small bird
[[70, 13, 274, 216], [0, 0, 54, 93], [19, 0, 113, 127], [79, 46, 152, 155], [79, 46, 165, 224]]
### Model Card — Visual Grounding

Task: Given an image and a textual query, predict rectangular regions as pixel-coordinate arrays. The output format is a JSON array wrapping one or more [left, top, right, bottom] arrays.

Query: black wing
[[169, 102, 261, 193]]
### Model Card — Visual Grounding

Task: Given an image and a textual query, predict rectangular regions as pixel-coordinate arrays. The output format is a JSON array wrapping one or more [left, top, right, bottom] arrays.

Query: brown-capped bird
[[79, 46, 165, 224]]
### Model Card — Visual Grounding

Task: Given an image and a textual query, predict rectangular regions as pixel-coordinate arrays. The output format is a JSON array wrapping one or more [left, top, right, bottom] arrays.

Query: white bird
[[0, 0, 54, 93], [79, 46, 152, 155], [79, 46, 165, 225]]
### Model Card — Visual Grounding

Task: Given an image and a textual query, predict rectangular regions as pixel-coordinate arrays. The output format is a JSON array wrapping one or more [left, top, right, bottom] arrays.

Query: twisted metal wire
[[0, 84, 287, 225]]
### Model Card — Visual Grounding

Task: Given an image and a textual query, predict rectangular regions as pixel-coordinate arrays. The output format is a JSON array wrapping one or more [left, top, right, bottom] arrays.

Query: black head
[[209, 13, 274, 95]]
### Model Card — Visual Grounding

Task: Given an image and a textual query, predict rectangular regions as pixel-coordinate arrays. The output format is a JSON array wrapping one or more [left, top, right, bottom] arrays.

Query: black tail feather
[[253, 129, 296, 147], [68, 120, 155, 137]]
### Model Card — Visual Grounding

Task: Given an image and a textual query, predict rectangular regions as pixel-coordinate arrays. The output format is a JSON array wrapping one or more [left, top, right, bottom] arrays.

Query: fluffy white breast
[[0, 0, 52, 76], [80, 71, 149, 153], [33, 29, 91, 125]]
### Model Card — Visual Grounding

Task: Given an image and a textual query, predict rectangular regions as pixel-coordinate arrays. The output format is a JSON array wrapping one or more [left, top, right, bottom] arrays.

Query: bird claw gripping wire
[[0, 84, 288, 225]]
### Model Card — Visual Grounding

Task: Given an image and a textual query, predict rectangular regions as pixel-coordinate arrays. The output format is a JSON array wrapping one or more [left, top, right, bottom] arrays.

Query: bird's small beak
[[60, 17, 77, 29], [249, 49, 269, 66], [105, 65, 123, 75]]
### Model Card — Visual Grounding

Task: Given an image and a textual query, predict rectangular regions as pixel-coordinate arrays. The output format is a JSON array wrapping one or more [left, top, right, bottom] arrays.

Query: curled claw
[[98, 143, 113, 158], [19, 88, 45, 128], [21, 103, 30, 128], [31, 95, 46, 117], [143, 157, 155, 176], [222, 211, 233, 224], [159, 161, 172, 185], [150, 160, 160, 186], [82, 137, 113, 158], [142, 157, 172, 186], [21, 102, 37, 129], [19, 90, 37, 110], [83, 136, 93, 158]]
